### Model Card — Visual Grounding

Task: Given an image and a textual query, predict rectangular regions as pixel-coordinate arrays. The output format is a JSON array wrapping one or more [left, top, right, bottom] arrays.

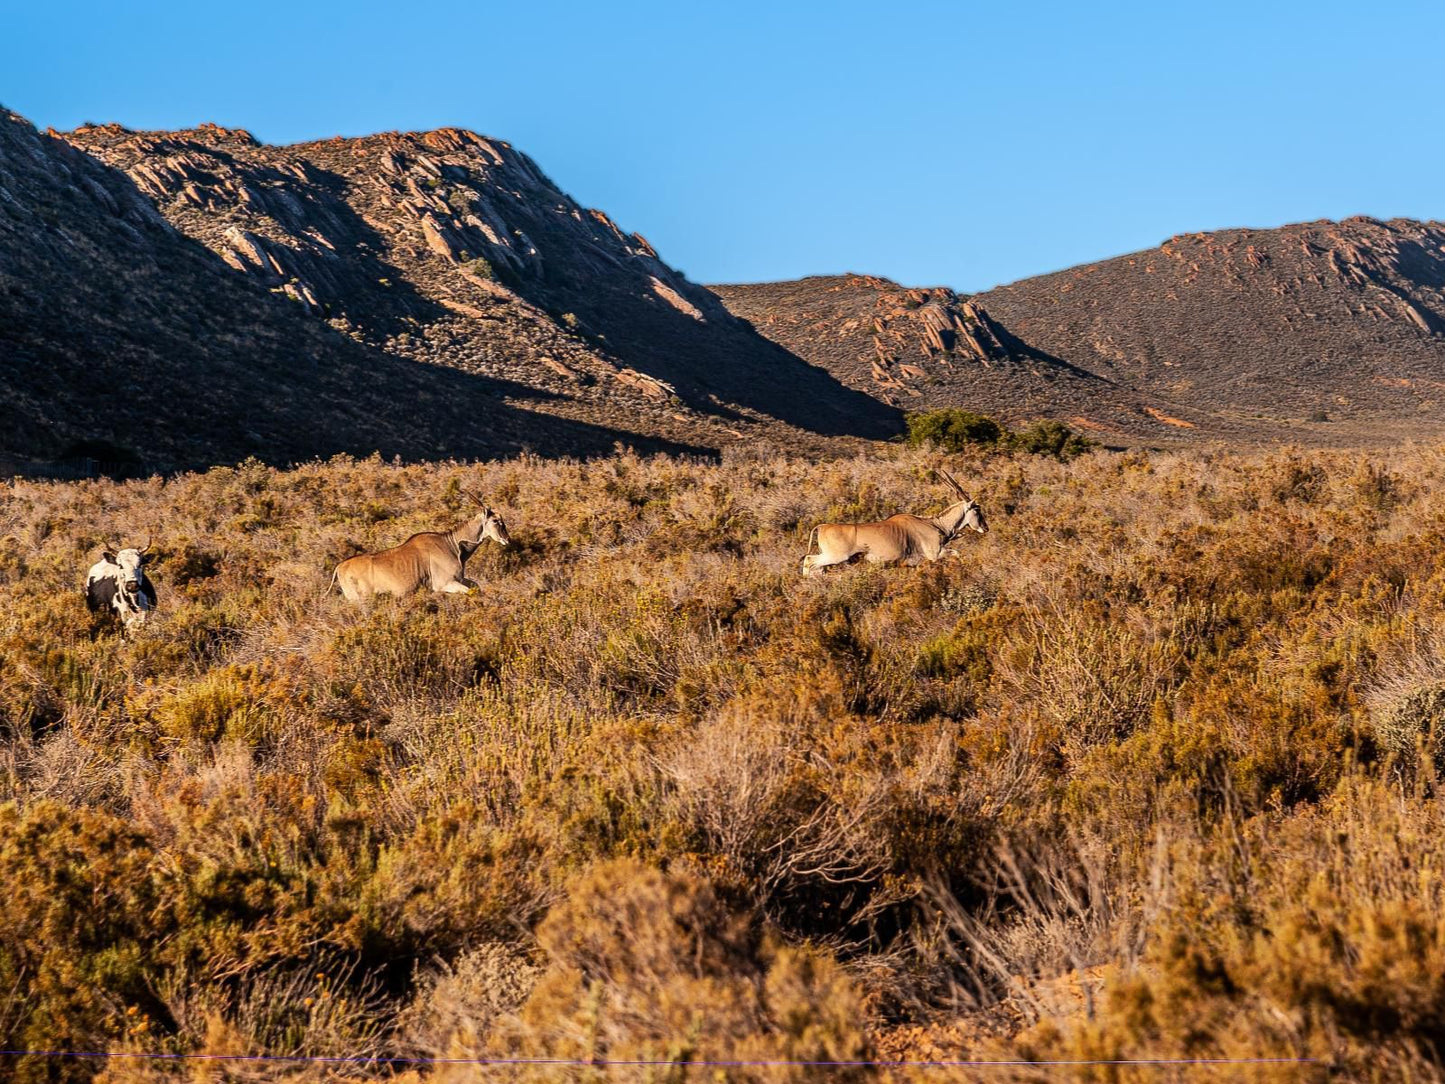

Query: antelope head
[[463, 488, 510, 546]]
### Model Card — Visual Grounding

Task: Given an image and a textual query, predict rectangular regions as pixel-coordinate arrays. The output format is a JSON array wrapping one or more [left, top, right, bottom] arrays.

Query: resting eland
[[333, 491, 510, 601], [85, 540, 157, 632], [802, 470, 986, 576]]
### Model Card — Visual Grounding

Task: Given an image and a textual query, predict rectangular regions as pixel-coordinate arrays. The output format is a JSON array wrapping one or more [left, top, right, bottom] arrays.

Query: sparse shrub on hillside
[[905, 408, 1004, 452], [1006, 419, 1094, 461], [1363, 633, 1445, 780], [1270, 455, 1329, 503], [905, 409, 1093, 460], [470, 860, 872, 1082], [1000, 781, 1445, 1082], [1352, 460, 1408, 515], [398, 942, 542, 1059]]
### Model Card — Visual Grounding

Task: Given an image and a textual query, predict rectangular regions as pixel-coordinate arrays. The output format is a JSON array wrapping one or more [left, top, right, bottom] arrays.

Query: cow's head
[[103, 540, 150, 592]]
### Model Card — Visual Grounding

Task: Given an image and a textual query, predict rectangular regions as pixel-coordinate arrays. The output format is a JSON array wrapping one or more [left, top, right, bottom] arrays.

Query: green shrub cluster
[[905, 408, 1094, 460]]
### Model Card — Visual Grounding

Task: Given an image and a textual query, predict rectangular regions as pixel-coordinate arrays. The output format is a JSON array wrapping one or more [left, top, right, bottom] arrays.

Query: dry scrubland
[[4, 444, 1445, 1082]]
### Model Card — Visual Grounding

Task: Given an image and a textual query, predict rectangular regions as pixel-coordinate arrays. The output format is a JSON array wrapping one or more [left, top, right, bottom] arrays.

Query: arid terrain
[[6, 96, 1445, 1081], [3, 443, 1445, 1080], [1, 108, 896, 474], [713, 217, 1445, 446], [7, 100, 1445, 472]]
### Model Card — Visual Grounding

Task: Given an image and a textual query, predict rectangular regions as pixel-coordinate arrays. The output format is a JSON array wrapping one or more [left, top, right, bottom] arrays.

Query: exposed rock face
[[714, 219, 1445, 444], [63, 121, 898, 449], [973, 217, 1445, 429], [0, 110, 714, 470], [710, 275, 1181, 440], [712, 276, 987, 402]]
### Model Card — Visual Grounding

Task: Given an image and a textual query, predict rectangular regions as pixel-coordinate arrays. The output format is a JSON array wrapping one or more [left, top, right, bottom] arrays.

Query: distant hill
[[712, 219, 1445, 444], [709, 275, 1181, 441], [976, 218, 1445, 434]]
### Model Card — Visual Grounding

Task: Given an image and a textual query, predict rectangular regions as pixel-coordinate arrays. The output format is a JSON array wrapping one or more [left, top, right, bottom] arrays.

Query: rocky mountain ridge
[[1, 108, 636, 471], [62, 118, 897, 454], [975, 217, 1445, 431], [9, 98, 1445, 464], [710, 275, 1185, 440], [714, 218, 1445, 445]]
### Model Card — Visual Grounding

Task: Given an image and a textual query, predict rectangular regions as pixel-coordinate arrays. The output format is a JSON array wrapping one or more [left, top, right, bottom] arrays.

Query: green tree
[[904, 409, 1004, 451]]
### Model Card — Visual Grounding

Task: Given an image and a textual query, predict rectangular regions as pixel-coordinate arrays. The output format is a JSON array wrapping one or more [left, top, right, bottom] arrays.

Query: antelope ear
[[102, 550, 117, 564]]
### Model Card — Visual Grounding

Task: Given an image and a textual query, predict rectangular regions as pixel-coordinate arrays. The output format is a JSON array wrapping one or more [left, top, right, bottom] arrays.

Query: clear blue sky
[[6, 0, 1443, 291]]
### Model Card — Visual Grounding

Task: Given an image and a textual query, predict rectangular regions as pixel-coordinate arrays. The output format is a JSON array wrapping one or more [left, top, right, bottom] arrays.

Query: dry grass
[[4, 443, 1445, 1080]]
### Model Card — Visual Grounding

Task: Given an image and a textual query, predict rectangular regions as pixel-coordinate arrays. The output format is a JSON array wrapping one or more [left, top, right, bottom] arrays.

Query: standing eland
[[802, 470, 987, 576], [332, 491, 510, 601], [85, 540, 158, 633]]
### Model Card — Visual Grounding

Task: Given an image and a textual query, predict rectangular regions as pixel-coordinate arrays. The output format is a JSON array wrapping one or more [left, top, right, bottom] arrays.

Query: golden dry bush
[[3, 443, 1445, 1078], [466, 859, 872, 1083], [995, 781, 1445, 1083]]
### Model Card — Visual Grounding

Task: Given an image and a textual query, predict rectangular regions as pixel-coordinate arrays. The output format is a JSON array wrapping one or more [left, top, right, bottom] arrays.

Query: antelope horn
[[139, 536, 152, 556], [460, 487, 486, 507], [939, 468, 968, 498]]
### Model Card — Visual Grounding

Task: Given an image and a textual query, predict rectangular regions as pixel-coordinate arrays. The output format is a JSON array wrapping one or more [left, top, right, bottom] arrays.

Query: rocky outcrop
[[974, 216, 1445, 425], [709, 275, 1150, 431], [954, 302, 1012, 362], [1, 109, 717, 468], [714, 217, 1445, 444], [62, 119, 898, 446]]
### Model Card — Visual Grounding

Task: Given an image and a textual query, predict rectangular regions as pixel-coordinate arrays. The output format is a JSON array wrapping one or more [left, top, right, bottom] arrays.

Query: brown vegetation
[[3, 443, 1445, 1080]]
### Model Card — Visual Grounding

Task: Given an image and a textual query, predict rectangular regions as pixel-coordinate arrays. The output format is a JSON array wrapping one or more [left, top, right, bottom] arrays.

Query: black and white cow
[[85, 543, 157, 633]]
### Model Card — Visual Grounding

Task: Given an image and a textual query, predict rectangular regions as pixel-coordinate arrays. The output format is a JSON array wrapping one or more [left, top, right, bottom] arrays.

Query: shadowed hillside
[[0, 110, 732, 472], [1, 108, 900, 474], [62, 119, 899, 448]]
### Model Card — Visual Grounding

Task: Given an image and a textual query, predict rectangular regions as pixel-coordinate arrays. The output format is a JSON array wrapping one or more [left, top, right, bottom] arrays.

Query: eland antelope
[[802, 470, 986, 576], [332, 491, 510, 601], [85, 541, 157, 632]]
